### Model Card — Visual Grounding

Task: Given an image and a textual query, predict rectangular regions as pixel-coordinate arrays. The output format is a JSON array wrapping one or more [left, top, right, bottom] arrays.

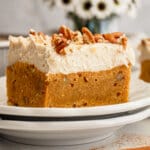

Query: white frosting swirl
[[8, 35, 135, 74], [138, 39, 150, 62]]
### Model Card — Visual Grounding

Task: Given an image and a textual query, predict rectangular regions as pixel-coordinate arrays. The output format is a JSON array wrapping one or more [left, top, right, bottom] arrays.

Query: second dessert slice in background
[[138, 38, 150, 82]]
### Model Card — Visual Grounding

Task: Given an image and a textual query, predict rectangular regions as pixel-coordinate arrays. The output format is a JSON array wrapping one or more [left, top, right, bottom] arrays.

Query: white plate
[[0, 107, 149, 146], [0, 41, 9, 48], [0, 71, 150, 117]]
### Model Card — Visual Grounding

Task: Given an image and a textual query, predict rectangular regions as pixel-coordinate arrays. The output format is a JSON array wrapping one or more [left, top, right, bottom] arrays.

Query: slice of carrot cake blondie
[[7, 26, 135, 107]]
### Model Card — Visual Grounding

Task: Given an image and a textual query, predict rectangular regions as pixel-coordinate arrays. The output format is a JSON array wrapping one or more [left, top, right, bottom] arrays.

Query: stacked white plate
[[0, 71, 150, 146]]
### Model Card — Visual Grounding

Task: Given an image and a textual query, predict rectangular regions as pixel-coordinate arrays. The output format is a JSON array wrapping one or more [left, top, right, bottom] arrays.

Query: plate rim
[[0, 97, 150, 117], [0, 41, 9, 48], [0, 108, 149, 131]]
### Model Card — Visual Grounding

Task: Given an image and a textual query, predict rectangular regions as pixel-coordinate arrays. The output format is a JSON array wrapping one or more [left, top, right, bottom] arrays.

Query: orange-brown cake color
[[7, 62, 131, 107], [140, 60, 150, 82], [138, 38, 150, 82]]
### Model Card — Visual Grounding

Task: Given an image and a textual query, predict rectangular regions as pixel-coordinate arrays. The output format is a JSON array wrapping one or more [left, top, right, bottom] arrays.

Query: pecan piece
[[103, 34, 114, 43], [94, 34, 105, 43], [55, 40, 67, 55], [59, 25, 74, 40], [122, 37, 127, 48], [103, 32, 123, 43], [51, 34, 68, 55], [103, 32, 127, 48], [72, 31, 83, 44], [112, 32, 123, 38], [51, 34, 62, 46], [82, 27, 95, 44], [29, 29, 36, 36]]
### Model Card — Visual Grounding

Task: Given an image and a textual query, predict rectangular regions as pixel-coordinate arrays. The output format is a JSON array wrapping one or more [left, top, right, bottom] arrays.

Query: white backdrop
[[0, 0, 149, 35]]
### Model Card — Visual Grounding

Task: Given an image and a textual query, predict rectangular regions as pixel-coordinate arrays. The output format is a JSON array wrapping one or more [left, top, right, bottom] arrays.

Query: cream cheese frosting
[[138, 39, 150, 62], [8, 34, 135, 74]]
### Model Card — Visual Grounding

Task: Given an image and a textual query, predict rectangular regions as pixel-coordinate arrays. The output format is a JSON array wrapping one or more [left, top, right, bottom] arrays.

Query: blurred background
[[0, 0, 149, 34], [0, 0, 149, 76]]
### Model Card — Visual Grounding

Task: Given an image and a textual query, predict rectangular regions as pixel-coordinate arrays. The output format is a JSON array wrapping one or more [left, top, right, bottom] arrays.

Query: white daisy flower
[[112, 0, 130, 15], [131, 0, 141, 8], [92, 0, 113, 19], [126, 2, 137, 18], [124, 0, 140, 18], [75, 0, 94, 19], [43, 0, 55, 8], [55, 0, 77, 12]]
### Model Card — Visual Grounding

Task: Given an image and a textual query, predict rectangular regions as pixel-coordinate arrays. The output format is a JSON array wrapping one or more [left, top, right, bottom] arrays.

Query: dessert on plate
[[138, 38, 150, 82], [7, 26, 135, 107]]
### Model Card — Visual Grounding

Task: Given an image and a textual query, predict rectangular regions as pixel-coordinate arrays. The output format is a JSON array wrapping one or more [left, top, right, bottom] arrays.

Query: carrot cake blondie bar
[[7, 26, 135, 107], [138, 38, 150, 82]]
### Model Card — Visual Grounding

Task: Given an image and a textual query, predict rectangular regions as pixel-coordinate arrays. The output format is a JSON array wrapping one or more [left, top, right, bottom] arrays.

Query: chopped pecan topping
[[112, 32, 123, 38], [51, 27, 127, 55], [82, 27, 95, 43], [94, 34, 105, 43], [29, 29, 36, 35], [122, 37, 127, 49], [102, 32, 127, 48], [103, 32, 123, 44], [72, 31, 84, 44], [59, 25, 74, 40], [51, 34, 68, 55]]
